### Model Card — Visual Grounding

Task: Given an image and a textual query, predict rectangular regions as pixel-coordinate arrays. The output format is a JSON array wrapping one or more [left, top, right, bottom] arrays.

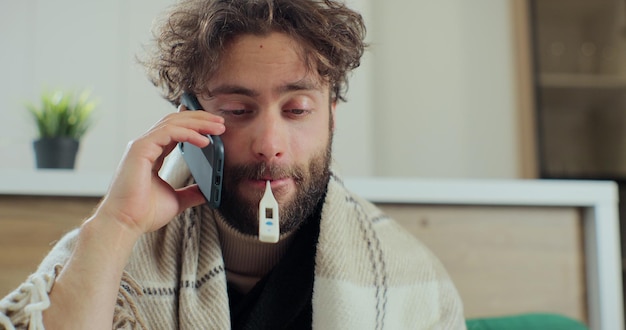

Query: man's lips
[[247, 177, 291, 191]]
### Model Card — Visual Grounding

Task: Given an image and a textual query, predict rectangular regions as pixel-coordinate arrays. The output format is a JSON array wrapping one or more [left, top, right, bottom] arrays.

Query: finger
[[176, 118, 225, 137], [152, 144, 175, 173], [151, 130, 205, 172], [185, 110, 225, 125], [157, 112, 225, 135], [176, 184, 207, 211], [152, 131, 212, 173], [128, 126, 209, 172], [175, 105, 225, 126], [130, 112, 224, 173]]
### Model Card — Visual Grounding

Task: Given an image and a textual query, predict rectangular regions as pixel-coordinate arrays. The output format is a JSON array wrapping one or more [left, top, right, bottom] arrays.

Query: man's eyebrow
[[208, 85, 260, 97], [276, 80, 321, 94], [207, 79, 322, 98]]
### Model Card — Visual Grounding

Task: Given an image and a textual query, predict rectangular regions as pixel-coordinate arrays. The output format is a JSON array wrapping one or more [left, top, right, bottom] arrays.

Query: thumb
[[176, 184, 208, 212]]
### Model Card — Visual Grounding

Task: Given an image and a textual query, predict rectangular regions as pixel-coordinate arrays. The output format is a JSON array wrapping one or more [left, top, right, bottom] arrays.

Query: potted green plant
[[27, 89, 96, 169]]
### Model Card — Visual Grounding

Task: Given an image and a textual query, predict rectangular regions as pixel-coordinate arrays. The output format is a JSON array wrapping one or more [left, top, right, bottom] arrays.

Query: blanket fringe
[[1, 267, 149, 330], [0, 268, 56, 330], [112, 272, 148, 330]]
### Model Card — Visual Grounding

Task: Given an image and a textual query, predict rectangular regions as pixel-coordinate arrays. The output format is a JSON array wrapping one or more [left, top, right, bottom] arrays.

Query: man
[[0, 0, 465, 329]]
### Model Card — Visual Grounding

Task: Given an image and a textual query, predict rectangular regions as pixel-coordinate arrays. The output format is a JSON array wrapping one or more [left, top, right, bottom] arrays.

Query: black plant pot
[[33, 137, 80, 169]]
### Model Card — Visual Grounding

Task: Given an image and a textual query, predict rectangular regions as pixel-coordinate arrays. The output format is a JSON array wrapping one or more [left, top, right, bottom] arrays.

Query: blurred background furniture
[[0, 172, 621, 329]]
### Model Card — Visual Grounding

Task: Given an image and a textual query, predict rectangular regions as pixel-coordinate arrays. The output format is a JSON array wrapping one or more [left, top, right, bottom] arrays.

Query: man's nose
[[251, 112, 287, 162]]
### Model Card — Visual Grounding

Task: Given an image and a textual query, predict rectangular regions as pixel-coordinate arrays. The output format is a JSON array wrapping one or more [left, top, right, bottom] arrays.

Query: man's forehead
[[202, 32, 330, 96]]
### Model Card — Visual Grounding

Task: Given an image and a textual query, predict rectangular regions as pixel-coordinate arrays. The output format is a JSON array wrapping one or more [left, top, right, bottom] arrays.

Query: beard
[[217, 140, 332, 236]]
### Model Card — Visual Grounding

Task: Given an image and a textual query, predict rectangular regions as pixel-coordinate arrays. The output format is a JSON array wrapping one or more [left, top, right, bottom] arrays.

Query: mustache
[[226, 162, 305, 182]]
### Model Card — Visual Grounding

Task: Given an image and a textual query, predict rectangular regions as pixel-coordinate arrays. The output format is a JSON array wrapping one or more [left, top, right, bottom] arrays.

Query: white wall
[[369, 0, 519, 178], [0, 0, 520, 179], [332, 0, 374, 176], [0, 0, 175, 172]]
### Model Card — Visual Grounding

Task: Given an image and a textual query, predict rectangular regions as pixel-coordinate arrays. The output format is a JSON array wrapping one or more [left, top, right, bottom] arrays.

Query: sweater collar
[[213, 212, 296, 292]]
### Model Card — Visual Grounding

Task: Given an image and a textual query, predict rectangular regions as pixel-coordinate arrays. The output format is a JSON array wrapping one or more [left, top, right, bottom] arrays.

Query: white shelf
[[539, 73, 626, 89], [0, 169, 112, 197], [344, 177, 618, 207]]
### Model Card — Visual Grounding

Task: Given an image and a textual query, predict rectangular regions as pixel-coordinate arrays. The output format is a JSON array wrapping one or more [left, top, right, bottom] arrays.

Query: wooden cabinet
[[0, 195, 99, 297], [380, 203, 586, 322]]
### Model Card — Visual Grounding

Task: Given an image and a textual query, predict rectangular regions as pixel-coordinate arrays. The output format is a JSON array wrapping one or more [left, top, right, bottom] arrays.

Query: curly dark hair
[[142, 0, 367, 105]]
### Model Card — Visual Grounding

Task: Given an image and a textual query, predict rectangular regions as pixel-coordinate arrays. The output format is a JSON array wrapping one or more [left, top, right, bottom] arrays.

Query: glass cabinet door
[[531, 0, 626, 180]]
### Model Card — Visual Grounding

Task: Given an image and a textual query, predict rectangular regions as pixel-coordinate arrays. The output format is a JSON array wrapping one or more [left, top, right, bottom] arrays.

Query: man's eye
[[221, 109, 249, 116], [286, 109, 308, 116]]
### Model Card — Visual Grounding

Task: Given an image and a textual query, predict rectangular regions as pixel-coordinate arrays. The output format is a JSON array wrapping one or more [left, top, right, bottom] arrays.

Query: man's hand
[[42, 108, 224, 329], [97, 108, 225, 235]]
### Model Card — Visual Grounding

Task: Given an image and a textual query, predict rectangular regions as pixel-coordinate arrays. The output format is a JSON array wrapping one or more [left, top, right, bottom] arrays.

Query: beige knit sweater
[[0, 153, 466, 329]]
